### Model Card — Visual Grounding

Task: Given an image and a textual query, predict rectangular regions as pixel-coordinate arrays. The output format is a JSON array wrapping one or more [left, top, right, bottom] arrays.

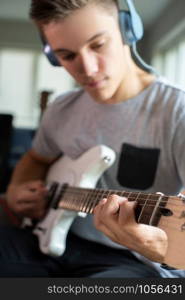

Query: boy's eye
[[56, 52, 76, 61], [92, 43, 105, 49], [61, 53, 76, 61]]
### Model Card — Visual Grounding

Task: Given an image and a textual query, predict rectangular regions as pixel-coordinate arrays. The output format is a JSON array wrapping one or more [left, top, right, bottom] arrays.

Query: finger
[[93, 198, 107, 213], [93, 198, 107, 227], [16, 201, 46, 219], [118, 200, 137, 225], [15, 199, 44, 211], [17, 198, 46, 208], [25, 180, 45, 189], [100, 194, 127, 217], [20, 208, 45, 219], [24, 181, 47, 194], [93, 201, 117, 241], [94, 195, 127, 230], [17, 188, 47, 204], [29, 186, 47, 195]]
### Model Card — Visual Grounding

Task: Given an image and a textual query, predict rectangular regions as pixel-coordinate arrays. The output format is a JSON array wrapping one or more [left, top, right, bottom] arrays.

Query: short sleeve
[[32, 103, 62, 159]]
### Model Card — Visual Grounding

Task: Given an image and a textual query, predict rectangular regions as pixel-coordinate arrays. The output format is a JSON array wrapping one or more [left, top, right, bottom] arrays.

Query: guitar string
[[137, 191, 150, 223], [58, 191, 185, 226], [58, 195, 183, 216], [82, 188, 98, 212], [53, 185, 184, 220], [55, 188, 185, 230], [60, 202, 185, 232], [57, 204, 184, 235], [57, 194, 183, 210], [51, 187, 184, 225], [55, 185, 183, 203], [58, 187, 164, 200], [57, 190, 183, 207], [60, 200, 182, 212], [60, 201, 185, 229]]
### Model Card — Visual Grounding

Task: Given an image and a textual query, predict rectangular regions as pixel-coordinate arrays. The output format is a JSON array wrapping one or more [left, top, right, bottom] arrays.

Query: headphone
[[42, 0, 143, 67]]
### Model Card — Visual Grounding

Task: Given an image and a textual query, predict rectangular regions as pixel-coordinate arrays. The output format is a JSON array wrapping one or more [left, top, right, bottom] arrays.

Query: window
[[0, 48, 75, 128], [152, 38, 185, 89]]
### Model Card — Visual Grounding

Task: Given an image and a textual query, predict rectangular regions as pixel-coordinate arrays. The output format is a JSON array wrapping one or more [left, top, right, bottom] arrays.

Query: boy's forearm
[[8, 150, 51, 187]]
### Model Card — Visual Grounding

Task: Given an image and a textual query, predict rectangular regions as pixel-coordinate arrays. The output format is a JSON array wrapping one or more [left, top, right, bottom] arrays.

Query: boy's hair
[[30, 0, 119, 24]]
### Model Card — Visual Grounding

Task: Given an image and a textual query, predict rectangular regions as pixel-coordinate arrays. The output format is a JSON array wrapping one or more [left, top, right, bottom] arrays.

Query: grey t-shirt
[[33, 76, 185, 276]]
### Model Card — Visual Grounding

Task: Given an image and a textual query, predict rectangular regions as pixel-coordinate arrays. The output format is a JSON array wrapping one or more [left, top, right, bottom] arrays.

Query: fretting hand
[[93, 194, 168, 263]]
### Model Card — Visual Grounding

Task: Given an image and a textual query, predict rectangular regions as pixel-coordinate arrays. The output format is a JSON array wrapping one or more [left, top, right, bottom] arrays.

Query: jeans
[[0, 226, 161, 278]]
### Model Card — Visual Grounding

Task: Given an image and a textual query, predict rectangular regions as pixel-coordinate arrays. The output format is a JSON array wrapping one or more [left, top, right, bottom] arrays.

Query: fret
[[80, 189, 91, 212], [85, 189, 99, 213], [137, 193, 150, 223], [149, 193, 163, 225], [119, 190, 128, 199], [88, 190, 100, 213], [78, 193, 87, 212], [89, 192, 101, 213], [114, 190, 122, 197], [101, 189, 109, 199], [132, 192, 142, 221], [67, 189, 79, 210], [77, 191, 87, 211], [149, 195, 168, 226], [56, 185, 169, 225], [83, 189, 95, 213], [105, 190, 112, 198], [127, 191, 133, 201], [65, 194, 75, 210], [100, 189, 112, 201], [89, 189, 107, 213], [129, 192, 140, 201], [85, 188, 99, 213], [133, 192, 141, 205], [58, 188, 76, 211]]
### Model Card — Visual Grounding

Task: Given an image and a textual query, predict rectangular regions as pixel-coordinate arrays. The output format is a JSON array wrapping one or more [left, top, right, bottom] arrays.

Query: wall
[[1, 1, 185, 76], [0, 18, 75, 129], [0, 19, 40, 49], [141, 0, 185, 62], [2, 1, 184, 59]]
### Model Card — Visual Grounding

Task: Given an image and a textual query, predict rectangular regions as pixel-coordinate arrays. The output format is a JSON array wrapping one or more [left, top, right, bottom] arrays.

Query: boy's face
[[42, 4, 130, 104]]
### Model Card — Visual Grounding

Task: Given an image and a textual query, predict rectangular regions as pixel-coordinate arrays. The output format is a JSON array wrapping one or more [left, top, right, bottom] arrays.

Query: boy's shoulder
[[155, 76, 185, 96], [53, 88, 85, 106]]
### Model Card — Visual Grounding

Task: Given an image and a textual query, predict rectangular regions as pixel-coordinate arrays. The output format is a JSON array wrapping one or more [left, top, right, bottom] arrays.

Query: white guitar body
[[33, 145, 116, 256], [33, 144, 185, 269]]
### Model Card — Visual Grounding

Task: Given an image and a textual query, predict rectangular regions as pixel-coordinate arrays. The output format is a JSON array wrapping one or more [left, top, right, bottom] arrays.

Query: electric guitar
[[33, 145, 185, 269]]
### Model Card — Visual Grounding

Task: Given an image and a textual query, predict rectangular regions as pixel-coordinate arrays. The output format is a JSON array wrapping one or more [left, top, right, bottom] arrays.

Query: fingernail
[[99, 198, 107, 204], [118, 197, 128, 203]]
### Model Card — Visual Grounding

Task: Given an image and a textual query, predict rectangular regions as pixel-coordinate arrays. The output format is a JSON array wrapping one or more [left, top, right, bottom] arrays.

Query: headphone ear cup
[[40, 35, 61, 67], [119, 10, 143, 45], [43, 43, 61, 67]]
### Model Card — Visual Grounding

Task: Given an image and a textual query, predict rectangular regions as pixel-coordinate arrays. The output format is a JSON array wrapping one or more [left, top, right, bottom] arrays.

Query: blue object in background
[[9, 128, 36, 169]]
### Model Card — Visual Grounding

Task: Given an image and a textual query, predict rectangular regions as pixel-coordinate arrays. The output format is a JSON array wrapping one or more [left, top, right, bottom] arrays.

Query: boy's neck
[[108, 67, 156, 104]]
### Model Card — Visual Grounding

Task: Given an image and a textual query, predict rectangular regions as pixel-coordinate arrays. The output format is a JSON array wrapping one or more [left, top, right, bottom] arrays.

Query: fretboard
[[48, 184, 169, 226]]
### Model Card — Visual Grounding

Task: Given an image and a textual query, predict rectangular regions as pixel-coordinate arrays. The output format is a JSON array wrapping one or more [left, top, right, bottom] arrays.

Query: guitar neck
[[49, 184, 171, 227]]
